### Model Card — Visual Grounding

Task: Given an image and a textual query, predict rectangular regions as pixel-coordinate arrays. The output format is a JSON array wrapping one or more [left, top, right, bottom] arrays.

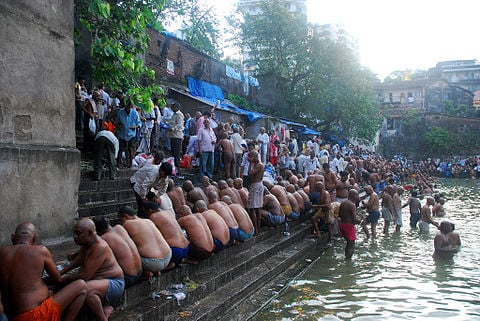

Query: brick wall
[[146, 29, 259, 106]]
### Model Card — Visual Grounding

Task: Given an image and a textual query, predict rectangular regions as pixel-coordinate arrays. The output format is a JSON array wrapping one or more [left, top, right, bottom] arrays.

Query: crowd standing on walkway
[[0, 87, 466, 321]]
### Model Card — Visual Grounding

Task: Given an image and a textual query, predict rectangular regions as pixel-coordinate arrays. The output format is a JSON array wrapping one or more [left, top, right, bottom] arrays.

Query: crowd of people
[[0, 83, 465, 321]]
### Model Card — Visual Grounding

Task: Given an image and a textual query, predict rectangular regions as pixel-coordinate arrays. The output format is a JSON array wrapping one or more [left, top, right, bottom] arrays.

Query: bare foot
[[103, 306, 114, 319], [139, 271, 153, 282], [163, 262, 176, 271], [309, 234, 320, 239], [183, 258, 199, 265]]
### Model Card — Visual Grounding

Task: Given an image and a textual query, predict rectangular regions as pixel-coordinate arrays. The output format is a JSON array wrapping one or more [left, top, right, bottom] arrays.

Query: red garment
[[339, 223, 356, 241], [12, 297, 61, 321]]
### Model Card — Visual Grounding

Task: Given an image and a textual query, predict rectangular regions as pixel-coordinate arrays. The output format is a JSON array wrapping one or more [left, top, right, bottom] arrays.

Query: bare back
[[167, 186, 186, 213], [177, 214, 214, 252], [149, 211, 189, 248], [200, 209, 230, 245], [101, 225, 142, 276], [228, 204, 254, 234], [0, 245, 57, 316], [208, 201, 239, 228], [123, 218, 170, 259]]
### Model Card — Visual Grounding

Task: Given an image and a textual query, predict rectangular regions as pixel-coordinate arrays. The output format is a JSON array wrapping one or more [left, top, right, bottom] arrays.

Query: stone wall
[[0, 0, 78, 245]]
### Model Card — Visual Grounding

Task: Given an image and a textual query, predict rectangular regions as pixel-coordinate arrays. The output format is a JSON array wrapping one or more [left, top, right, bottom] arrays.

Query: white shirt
[[256, 133, 269, 145], [130, 164, 160, 198], [95, 130, 119, 158]]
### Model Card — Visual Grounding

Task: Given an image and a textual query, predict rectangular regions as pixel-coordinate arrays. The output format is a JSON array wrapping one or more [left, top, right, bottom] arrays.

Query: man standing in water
[[338, 189, 361, 259], [418, 197, 439, 233], [247, 150, 264, 235], [361, 185, 380, 238], [402, 190, 422, 229], [433, 221, 458, 260]]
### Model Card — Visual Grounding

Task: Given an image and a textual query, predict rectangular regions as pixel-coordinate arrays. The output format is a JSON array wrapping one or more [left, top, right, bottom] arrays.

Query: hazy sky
[[210, 0, 479, 79]]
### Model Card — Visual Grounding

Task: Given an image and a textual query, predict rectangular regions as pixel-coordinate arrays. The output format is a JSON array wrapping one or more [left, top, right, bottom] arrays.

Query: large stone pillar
[[0, 0, 78, 245]]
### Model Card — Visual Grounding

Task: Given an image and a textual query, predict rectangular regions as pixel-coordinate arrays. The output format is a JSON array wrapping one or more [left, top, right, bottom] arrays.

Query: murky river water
[[253, 179, 480, 320]]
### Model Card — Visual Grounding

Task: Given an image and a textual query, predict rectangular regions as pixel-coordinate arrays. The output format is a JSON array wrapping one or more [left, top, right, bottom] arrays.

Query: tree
[[241, 2, 382, 142], [162, 0, 222, 59], [422, 126, 459, 156], [241, 1, 311, 116], [77, 0, 167, 110]]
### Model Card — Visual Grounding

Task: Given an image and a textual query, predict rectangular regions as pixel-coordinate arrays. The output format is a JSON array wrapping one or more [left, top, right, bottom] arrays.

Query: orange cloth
[[12, 297, 61, 321]]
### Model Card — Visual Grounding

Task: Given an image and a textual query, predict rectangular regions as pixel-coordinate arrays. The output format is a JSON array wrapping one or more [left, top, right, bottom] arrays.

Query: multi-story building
[[314, 23, 359, 56], [428, 60, 480, 92]]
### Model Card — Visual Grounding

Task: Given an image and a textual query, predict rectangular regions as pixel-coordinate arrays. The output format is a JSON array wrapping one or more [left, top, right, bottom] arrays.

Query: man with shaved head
[[247, 150, 264, 235], [145, 202, 190, 267], [360, 185, 380, 239], [195, 200, 230, 252], [183, 180, 209, 210], [208, 191, 240, 243], [0, 222, 87, 321], [61, 218, 124, 321], [222, 196, 255, 241], [177, 205, 215, 261], [166, 178, 186, 214], [218, 179, 243, 205]]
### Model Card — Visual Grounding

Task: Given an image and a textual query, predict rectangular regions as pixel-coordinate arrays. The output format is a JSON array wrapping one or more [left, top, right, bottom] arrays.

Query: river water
[[252, 179, 480, 321]]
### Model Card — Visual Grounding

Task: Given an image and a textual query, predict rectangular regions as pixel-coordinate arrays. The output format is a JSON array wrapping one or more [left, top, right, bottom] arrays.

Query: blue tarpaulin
[[187, 77, 224, 101]]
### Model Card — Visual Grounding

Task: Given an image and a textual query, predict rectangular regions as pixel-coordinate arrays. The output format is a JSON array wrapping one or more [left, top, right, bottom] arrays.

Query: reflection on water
[[253, 179, 480, 321]]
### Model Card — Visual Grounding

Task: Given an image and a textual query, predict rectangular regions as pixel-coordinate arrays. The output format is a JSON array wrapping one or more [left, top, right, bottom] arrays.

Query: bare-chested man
[[381, 185, 396, 234], [117, 206, 173, 277], [183, 180, 209, 210], [323, 163, 337, 203], [94, 218, 142, 287], [287, 184, 305, 213], [335, 171, 350, 203], [259, 189, 286, 227], [419, 197, 439, 233], [166, 178, 186, 214], [306, 169, 324, 194], [310, 182, 333, 242], [195, 200, 230, 252], [433, 221, 457, 260], [233, 178, 249, 208], [361, 185, 380, 238], [247, 150, 265, 235], [201, 176, 218, 198], [61, 219, 124, 321], [369, 170, 380, 194], [0, 222, 87, 321], [286, 188, 301, 220], [217, 132, 235, 179], [264, 181, 293, 219], [218, 180, 243, 205], [393, 186, 403, 232], [208, 191, 241, 243], [221, 195, 255, 241], [338, 189, 361, 259], [177, 205, 214, 261], [145, 202, 190, 267], [402, 190, 422, 228]]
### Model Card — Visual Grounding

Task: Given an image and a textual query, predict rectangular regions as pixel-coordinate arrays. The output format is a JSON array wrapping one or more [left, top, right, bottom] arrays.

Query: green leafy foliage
[[422, 126, 459, 156], [76, 0, 166, 110], [240, 1, 382, 142]]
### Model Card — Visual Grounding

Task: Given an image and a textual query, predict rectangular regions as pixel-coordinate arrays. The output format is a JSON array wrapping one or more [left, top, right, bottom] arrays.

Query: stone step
[[78, 199, 137, 218], [78, 189, 135, 206], [79, 175, 134, 193], [107, 217, 314, 321]]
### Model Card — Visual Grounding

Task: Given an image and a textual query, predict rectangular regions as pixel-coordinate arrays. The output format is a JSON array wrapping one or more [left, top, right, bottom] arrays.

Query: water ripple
[[253, 179, 480, 321]]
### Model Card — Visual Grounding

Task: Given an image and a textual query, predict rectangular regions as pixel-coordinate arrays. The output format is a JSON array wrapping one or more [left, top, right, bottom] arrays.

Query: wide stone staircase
[[47, 161, 323, 321]]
